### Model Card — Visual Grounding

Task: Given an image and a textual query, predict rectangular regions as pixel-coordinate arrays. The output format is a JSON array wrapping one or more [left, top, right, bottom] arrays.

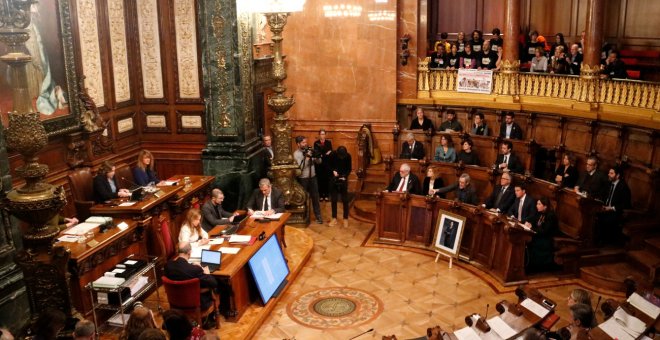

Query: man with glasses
[[386, 163, 421, 195]]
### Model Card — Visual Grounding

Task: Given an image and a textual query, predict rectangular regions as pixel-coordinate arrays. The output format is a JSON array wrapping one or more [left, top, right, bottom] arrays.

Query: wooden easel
[[435, 250, 454, 269]]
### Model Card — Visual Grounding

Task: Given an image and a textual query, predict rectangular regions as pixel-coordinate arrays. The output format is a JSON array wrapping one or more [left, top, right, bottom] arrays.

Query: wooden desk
[[54, 219, 144, 315], [208, 213, 289, 321], [164, 175, 215, 238]]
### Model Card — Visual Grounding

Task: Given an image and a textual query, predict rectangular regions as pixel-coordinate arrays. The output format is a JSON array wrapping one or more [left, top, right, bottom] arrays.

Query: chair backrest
[[115, 163, 134, 189], [160, 219, 175, 260], [161, 276, 201, 309], [68, 167, 94, 202]]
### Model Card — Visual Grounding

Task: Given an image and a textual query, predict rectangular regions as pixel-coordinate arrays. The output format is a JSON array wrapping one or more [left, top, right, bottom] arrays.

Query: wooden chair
[[67, 167, 95, 220], [115, 163, 135, 189], [161, 276, 220, 329]]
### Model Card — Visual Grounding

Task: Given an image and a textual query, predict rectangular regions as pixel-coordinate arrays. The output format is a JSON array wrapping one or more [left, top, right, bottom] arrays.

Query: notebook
[[201, 249, 222, 272]]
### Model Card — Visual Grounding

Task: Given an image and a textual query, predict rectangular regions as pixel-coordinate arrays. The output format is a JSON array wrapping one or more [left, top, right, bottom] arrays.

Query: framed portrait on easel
[[432, 210, 467, 267]]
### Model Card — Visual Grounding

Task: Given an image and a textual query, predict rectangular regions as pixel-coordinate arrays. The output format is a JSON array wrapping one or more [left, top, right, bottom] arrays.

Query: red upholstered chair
[[67, 167, 95, 220], [160, 219, 175, 260], [161, 276, 220, 329]]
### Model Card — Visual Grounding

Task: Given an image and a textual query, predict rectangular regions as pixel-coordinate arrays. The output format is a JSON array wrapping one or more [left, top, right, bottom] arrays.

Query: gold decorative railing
[[518, 73, 581, 101], [599, 79, 660, 111]]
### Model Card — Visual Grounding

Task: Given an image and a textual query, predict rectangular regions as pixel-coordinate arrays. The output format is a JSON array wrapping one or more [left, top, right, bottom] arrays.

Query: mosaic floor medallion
[[287, 287, 383, 329]]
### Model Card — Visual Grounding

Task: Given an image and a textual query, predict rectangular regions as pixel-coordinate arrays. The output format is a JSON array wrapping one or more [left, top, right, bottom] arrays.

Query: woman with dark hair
[[314, 129, 333, 202], [93, 161, 131, 203], [446, 44, 460, 70], [456, 139, 480, 166], [459, 44, 477, 69], [434, 134, 456, 163], [328, 146, 352, 228], [550, 33, 568, 57], [120, 304, 158, 340], [525, 197, 559, 273], [469, 30, 484, 53], [133, 149, 164, 186], [554, 153, 578, 188], [162, 309, 205, 340]]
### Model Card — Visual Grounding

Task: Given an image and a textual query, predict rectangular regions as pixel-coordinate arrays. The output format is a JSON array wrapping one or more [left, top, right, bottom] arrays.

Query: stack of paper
[[190, 244, 210, 259], [128, 276, 150, 296], [63, 222, 99, 235], [219, 247, 240, 254], [228, 235, 252, 244], [92, 276, 125, 289], [487, 316, 517, 339], [454, 326, 481, 340], [628, 293, 660, 319], [86, 216, 113, 224], [108, 313, 132, 326], [521, 298, 550, 318]]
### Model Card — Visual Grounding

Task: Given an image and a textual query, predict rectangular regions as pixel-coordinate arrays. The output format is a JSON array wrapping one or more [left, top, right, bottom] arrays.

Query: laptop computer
[[200, 249, 222, 272], [232, 214, 248, 225]]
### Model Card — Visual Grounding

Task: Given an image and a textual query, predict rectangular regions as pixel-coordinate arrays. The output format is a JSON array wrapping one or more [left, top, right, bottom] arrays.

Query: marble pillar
[[579, 0, 604, 109], [498, 0, 521, 99]]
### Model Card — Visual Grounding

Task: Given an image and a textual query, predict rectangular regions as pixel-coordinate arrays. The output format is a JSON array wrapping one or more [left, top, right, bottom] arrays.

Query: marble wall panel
[[136, 0, 164, 99], [398, 0, 419, 99], [173, 0, 201, 99], [107, 0, 131, 103], [76, 0, 105, 106]]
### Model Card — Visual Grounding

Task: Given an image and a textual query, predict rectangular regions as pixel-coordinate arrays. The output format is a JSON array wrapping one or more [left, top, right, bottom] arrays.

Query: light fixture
[[367, 10, 395, 21], [323, 4, 362, 18], [242, 0, 306, 13]]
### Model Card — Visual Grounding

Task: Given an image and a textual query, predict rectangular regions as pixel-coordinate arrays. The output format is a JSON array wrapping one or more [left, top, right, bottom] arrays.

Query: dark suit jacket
[[576, 169, 608, 200], [495, 152, 524, 174], [245, 187, 286, 213], [93, 174, 120, 203], [400, 141, 425, 160], [499, 122, 523, 140], [164, 257, 217, 309], [201, 199, 234, 232], [606, 180, 632, 214], [410, 118, 434, 131], [436, 182, 478, 205], [508, 194, 537, 223], [262, 147, 273, 176], [484, 185, 516, 212], [387, 173, 422, 195], [554, 165, 578, 188], [422, 177, 445, 197]]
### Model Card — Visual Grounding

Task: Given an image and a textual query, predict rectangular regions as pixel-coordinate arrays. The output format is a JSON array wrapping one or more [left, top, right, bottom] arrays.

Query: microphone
[[595, 295, 602, 312], [121, 176, 142, 191], [485, 303, 489, 319], [348, 328, 374, 340]]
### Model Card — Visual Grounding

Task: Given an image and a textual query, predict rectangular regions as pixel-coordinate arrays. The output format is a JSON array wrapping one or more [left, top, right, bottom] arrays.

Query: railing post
[[417, 60, 430, 98]]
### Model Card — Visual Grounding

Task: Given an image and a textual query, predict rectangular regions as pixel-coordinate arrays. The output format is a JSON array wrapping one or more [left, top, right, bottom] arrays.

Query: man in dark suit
[[262, 135, 274, 178], [201, 189, 237, 232], [495, 140, 524, 174], [164, 242, 218, 312], [386, 163, 421, 195], [482, 172, 516, 213], [435, 173, 479, 205], [508, 184, 536, 223], [400, 132, 425, 160], [597, 166, 632, 245], [574, 156, 609, 201], [438, 109, 463, 132], [246, 178, 286, 216], [498, 112, 523, 140], [439, 219, 459, 248]]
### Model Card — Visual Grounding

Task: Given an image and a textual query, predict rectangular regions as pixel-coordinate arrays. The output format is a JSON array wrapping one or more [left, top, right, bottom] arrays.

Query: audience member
[[328, 146, 352, 228], [93, 161, 131, 203], [137, 329, 166, 340], [499, 112, 523, 140], [162, 309, 205, 340], [409, 107, 434, 131], [400, 132, 425, 160], [524, 31, 548, 62], [246, 178, 286, 215], [0, 328, 13, 340], [478, 41, 497, 70], [429, 45, 447, 69], [455, 31, 467, 52], [600, 51, 627, 79], [549, 45, 569, 74], [433, 32, 451, 54], [578, 30, 586, 53], [456, 139, 479, 165], [566, 44, 583, 76], [600, 41, 615, 64], [469, 30, 484, 53], [120, 304, 157, 340], [530, 47, 548, 73], [550, 33, 568, 57], [438, 110, 463, 132], [574, 156, 608, 200], [386, 163, 421, 195], [482, 172, 515, 213], [508, 183, 536, 223], [446, 44, 460, 70], [567, 288, 598, 327], [133, 150, 163, 186], [32, 308, 66, 340], [597, 166, 631, 245], [201, 188, 236, 232], [294, 136, 323, 224], [422, 167, 445, 197], [471, 112, 488, 136], [434, 134, 456, 163], [459, 43, 477, 69], [314, 129, 333, 202], [525, 197, 558, 272], [495, 140, 524, 174], [495, 45, 504, 70], [554, 153, 578, 188], [179, 208, 209, 244], [262, 135, 274, 178], [489, 28, 503, 52], [73, 320, 95, 340], [564, 303, 594, 339], [436, 173, 478, 205]]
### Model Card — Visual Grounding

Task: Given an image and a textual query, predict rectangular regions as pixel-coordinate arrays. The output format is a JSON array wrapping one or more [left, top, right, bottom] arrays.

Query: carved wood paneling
[[107, 0, 131, 103], [136, 0, 165, 100], [172, 0, 201, 101], [76, 0, 105, 107]]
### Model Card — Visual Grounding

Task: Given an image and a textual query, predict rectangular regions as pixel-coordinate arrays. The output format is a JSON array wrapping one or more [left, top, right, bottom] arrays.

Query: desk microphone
[[348, 328, 373, 340], [485, 303, 489, 319], [121, 177, 142, 191]]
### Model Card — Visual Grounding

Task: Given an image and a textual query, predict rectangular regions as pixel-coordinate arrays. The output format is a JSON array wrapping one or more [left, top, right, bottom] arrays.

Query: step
[[644, 237, 660, 254], [627, 249, 660, 283], [578, 248, 626, 267], [580, 262, 651, 292], [351, 199, 376, 223]]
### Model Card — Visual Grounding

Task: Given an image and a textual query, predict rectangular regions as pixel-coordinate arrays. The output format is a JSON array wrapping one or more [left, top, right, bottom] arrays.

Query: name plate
[[87, 239, 100, 248]]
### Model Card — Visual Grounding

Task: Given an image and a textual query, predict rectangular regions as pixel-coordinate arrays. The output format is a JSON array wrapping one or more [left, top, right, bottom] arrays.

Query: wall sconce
[[400, 33, 410, 66]]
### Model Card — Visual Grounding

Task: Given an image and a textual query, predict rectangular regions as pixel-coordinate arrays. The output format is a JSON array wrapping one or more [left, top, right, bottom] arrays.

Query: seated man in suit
[[246, 178, 286, 216], [507, 183, 536, 223], [438, 109, 463, 132], [482, 172, 515, 213], [164, 242, 218, 313], [400, 132, 425, 160], [93, 161, 131, 203], [574, 156, 609, 201], [495, 140, 524, 174], [386, 163, 421, 195], [436, 173, 479, 205], [201, 189, 238, 232], [498, 111, 523, 140], [597, 166, 632, 245]]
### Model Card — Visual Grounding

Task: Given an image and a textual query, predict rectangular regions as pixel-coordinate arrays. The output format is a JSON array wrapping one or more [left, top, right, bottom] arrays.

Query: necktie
[[606, 183, 615, 206], [397, 177, 406, 192], [503, 155, 508, 164], [494, 186, 505, 207], [263, 196, 269, 211], [518, 197, 524, 220]]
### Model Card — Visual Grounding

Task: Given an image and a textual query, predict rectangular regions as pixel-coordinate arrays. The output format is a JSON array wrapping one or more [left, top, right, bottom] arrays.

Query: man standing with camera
[[294, 136, 324, 224]]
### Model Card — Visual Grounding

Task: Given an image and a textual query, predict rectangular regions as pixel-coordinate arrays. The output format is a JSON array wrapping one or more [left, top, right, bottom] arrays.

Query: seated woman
[[459, 44, 477, 69], [456, 139, 480, 165], [434, 134, 456, 163], [120, 303, 158, 340], [446, 44, 460, 70], [409, 107, 434, 131], [178, 208, 209, 245], [93, 161, 131, 203], [524, 197, 558, 273], [530, 47, 548, 73], [554, 153, 578, 188], [133, 150, 164, 186], [422, 167, 445, 197]]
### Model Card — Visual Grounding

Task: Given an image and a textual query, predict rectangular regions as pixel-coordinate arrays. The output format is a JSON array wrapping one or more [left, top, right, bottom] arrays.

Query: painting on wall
[[0, 0, 81, 136]]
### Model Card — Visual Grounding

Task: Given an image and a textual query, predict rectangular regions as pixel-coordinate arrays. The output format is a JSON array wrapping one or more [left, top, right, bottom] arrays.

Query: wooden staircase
[[352, 165, 387, 222]]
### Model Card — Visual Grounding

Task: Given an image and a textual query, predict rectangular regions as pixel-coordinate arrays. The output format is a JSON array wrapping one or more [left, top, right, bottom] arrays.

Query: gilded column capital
[[500, 59, 520, 73], [579, 63, 601, 80]]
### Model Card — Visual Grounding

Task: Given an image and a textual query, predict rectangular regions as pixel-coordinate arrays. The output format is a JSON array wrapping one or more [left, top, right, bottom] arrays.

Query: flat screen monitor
[[247, 234, 289, 304]]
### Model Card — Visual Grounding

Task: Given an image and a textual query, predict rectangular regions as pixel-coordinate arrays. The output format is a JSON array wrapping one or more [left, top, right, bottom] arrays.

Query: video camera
[[302, 146, 322, 158]]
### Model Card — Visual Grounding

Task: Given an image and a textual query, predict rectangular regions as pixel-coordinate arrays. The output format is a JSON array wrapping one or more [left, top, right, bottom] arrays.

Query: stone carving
[[238, 13, 254, 128], [174, 0, 201, 99], [107, 0, 131, 102], [137, 0, 164, 99], [76, 0, 105, 106]]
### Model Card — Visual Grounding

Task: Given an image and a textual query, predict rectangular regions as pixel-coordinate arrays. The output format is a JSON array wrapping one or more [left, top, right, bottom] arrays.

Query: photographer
[[293, 136, 323, 224], [329, 146, 352, 228]]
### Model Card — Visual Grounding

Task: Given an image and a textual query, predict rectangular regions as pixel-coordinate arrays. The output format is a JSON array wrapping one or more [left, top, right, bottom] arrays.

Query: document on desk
[[208, 238, 225, 245], [454, 326, 481, 340], [228, 234, 252, 244], [612, 307, 646, 337], [628, 292, 660, 319], [190, 244, 211, 258], [57, 235, 79, 243], [118, 201, 137, 207], [219, 247, 240, 254], [487, 316, 517, 339], [63, 222, 100, 235], [599, 317, 635, 340], [520, 298, 550, 318]]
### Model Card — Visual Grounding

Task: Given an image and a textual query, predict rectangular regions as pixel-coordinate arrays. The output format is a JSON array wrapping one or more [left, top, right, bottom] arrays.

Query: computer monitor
[[247, 234, 289, 304]]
